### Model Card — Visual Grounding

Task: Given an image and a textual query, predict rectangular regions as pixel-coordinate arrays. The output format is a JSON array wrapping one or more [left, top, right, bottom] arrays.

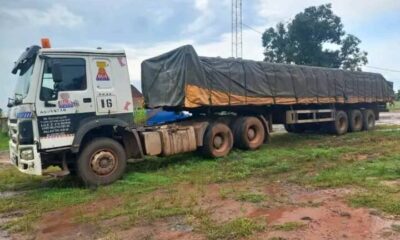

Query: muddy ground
[[4, 181, 400, 240], [1, 113, 400, 240]]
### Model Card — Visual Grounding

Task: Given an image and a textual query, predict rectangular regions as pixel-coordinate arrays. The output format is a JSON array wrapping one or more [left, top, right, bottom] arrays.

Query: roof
[[40, 48, 125, 55], [131, 85, 143, 98]]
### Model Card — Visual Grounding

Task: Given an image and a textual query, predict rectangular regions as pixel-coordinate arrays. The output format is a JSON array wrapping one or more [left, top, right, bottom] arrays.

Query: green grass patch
[[0, 132, 9, 151], [272, 221, 306, 231], [388, 101, 400, 112], [200, 217, 265, 240], [235, 192, 266, 203], [133, 108, 147, 126]]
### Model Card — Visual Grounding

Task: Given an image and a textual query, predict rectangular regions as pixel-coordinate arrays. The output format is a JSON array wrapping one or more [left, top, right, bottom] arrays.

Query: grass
[[199, 217, 265, 240], [388, 101, 400, 112], [235, 191, 266, 203], [1, 125, 400, 238], [272, 221, 306, 231], [133, 107, 147, 126], [0, 132, 9, 151]]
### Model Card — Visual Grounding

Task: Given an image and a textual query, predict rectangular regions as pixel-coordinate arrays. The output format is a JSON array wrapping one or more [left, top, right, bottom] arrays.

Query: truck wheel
[[77, 137, 127, 186], [233, 117, 265, 150], [362, 109, 376, 131], [202, 122, 233, 158], [330, 110, 348, 135], [348, 109, 363, 132]]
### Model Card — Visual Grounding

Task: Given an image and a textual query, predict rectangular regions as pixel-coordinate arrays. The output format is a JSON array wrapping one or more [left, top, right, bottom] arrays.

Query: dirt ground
[[14, 182, 400, 240], [1, 113, 400, 240]]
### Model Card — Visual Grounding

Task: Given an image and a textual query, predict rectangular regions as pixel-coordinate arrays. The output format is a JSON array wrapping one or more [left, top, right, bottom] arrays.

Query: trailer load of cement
[[142, 45, 394, 109]]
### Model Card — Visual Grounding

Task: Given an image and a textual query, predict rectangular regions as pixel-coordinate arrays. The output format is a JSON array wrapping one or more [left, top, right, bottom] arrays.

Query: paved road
[[377, 112, 400, 125]]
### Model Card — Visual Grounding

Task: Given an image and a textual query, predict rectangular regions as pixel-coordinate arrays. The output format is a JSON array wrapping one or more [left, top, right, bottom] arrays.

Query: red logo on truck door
[[96, 61, 110, 81]]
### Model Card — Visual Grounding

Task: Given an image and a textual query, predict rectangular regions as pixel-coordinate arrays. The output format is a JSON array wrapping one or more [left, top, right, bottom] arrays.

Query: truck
[[7, 40, 394, 186]]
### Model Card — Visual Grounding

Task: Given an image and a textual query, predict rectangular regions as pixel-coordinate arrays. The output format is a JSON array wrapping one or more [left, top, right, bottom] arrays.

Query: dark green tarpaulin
[[142, 45, 394, 109]]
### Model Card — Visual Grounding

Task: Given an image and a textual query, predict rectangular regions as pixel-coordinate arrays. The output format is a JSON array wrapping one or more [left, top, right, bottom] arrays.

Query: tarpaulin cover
[[142, 45, 394, 109]]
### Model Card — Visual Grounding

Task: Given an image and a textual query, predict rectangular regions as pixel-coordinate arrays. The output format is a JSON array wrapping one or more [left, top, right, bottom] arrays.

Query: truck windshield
[[13, 62, 35, 103]]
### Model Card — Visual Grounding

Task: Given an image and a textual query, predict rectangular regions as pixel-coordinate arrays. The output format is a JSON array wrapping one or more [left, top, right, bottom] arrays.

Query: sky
[[1, 0, 400, 110]]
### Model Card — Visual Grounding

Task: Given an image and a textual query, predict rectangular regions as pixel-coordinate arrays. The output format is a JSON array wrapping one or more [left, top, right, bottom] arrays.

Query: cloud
[[183, 0, 230, 40], [256, 0, 400, 26], [111, 26, 264, 91], [0, 4, 83, 28]]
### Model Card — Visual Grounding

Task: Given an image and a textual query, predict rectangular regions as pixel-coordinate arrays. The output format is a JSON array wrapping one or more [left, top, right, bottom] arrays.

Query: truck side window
[[40, 58, 86, 100]]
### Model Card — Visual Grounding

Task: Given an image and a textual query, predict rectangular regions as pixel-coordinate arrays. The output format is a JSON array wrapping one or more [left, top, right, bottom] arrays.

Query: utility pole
[[231, 0, 242, 58]]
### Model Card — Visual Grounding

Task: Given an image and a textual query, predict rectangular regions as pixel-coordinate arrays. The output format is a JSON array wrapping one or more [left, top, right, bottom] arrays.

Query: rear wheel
[[233, 117, 265, 150], [348, 109, 363, 132], [201, 122, 233, 158], [77, 137, 127, 186], [362, 109, 376, 131], [330, 110, 348, 135]]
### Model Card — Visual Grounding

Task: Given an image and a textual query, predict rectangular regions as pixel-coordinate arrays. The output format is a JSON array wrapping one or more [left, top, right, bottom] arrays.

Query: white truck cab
[[8, 41, 134, 178]]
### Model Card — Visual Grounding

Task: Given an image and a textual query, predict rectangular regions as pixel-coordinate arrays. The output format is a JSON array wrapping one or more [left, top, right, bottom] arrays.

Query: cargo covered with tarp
[[142, 45, 394, 109]]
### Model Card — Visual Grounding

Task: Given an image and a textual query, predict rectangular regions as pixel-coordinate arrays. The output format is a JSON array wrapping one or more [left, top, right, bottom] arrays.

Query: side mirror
[[52, 62, 62, 83]]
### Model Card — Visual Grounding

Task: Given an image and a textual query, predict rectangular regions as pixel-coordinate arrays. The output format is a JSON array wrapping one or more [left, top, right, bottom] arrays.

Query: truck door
[[90, 58, 118, 115], [36, 56, 95, 149]]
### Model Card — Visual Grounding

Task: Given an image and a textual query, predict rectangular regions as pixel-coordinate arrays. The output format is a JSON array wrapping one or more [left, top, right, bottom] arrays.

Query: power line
[[242, 23, 263, 35], [243, 21, 400, 74], [364, 66, 400, 73]]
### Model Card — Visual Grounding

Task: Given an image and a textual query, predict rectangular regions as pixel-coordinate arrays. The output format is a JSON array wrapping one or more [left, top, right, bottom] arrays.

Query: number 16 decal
[[97, 96, 117, 113], [100, 98, 113, 108]]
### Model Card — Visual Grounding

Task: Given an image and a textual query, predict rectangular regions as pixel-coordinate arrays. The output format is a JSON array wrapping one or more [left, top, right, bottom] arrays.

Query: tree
[[262, 4, 368, 71], [396, 89, 400, 101]]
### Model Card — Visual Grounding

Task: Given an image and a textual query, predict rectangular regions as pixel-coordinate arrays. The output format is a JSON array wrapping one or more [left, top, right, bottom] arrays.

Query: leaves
[[262, 4, 368, 71]]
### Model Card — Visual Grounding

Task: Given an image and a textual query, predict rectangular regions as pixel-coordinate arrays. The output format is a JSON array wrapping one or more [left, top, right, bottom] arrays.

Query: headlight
[[20, 148, 34, 160]]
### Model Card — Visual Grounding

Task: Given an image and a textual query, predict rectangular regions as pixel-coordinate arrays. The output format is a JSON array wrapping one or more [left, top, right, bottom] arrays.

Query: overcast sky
[[1, 0, 399, 110]]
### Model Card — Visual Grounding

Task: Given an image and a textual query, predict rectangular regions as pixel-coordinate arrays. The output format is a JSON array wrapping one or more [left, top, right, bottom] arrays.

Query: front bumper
[[9, 140, 42, 175]]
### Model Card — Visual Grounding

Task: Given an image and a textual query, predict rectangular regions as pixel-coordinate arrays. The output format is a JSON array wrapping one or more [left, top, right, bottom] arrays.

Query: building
[[131, 85, 144, 108]]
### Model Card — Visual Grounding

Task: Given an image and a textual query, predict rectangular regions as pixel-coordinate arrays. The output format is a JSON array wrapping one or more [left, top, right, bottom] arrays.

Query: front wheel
[[77, 138, 127, 186]]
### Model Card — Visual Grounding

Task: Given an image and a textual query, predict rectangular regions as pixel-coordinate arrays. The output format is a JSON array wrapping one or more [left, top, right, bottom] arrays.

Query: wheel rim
[[338, 116, 347, 131], [213, 134, 224, 149], [247, 127, 256, 140], [368, 115, 374, 128], [90, 149, 118, 176], [355, 115, 361, 127]]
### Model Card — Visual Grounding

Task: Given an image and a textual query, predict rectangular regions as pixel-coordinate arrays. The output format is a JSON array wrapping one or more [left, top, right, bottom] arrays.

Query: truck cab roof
[[40, 48, 126, 56]]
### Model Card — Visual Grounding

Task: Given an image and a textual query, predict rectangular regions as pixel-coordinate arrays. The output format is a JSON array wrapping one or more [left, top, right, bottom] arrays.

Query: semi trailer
[[7, 40, 394, 186]]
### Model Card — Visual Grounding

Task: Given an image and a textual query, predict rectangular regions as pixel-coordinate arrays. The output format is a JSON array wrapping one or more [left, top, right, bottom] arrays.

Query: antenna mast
[[231, 0, 242, 58]]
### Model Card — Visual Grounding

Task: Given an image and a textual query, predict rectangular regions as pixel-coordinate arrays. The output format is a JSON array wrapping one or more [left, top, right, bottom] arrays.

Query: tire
[[330, 110, 348, 135], [233, 117, 265, 150], [77, 137, 127, 186], [362, 109, 376, 131], [348, 109, 363, 132], [201, 122, 233, 158]]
